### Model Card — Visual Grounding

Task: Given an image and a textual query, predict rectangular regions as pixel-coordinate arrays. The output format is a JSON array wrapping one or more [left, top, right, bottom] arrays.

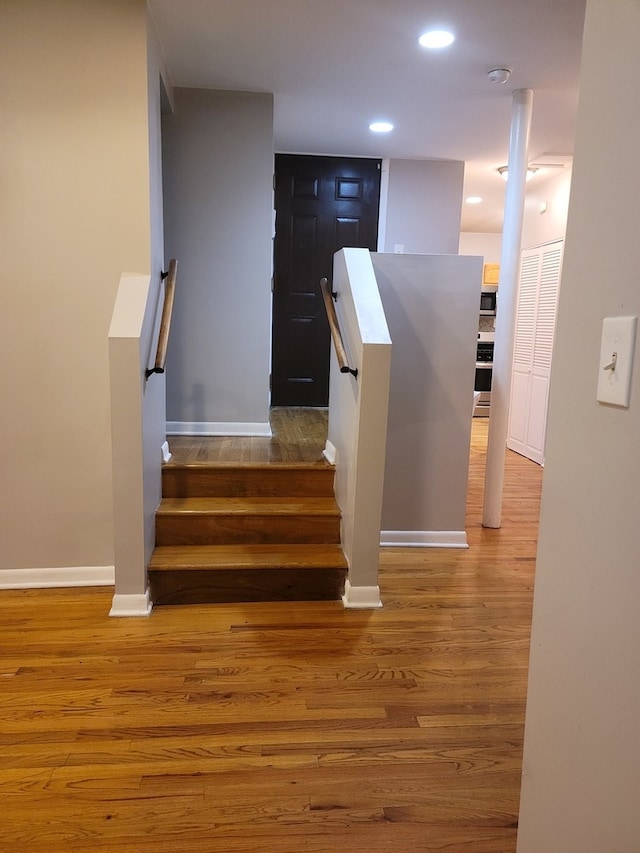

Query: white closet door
[[507, 241, 563, 465], [525, 244, 562, 463], [507, 250, 540, 457]]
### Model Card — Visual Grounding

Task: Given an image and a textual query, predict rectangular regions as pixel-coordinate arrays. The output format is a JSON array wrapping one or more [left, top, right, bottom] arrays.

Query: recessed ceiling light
[[466, 196, 483, 204], [369, 122, 394, 133], [419, 30, 455, 49]]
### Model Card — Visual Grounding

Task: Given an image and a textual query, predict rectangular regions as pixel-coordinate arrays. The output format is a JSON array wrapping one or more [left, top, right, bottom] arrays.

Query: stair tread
[[150, 543, 348, 571], [164, 460, 333, 470], [157, 497, 340, 516]]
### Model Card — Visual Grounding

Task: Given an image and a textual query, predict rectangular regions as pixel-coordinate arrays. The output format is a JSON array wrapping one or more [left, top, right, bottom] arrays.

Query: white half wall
[[162, 88, 274, 431], [326, 249, 392, 605], [517, 1, 640, 850], [109, 272, 167, 607]]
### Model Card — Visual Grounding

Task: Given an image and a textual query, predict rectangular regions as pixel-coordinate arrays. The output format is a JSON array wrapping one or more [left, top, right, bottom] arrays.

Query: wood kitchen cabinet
[[507, 240, 564, 465]]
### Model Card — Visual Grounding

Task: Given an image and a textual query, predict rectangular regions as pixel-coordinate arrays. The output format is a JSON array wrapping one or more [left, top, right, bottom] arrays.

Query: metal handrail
[[320, 277, 358, 378], [145, 258, 177, 379]]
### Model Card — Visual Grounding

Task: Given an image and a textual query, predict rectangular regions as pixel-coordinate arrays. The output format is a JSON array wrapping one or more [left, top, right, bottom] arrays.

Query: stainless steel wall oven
[[474, 332, 494, 416]]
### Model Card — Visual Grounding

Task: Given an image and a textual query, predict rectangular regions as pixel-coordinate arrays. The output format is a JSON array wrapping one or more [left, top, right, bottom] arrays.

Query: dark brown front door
[[271, 154, 381, 407]]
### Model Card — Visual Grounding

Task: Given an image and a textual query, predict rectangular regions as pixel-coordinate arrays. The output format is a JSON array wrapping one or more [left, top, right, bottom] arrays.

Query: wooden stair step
[[155, 496, 341, 546], [162, 462, 335, 498], [152, 454, 345, 604], [149, 543, 348, 571], [148, 544, 347, 605], [156, 497, 341, 515]]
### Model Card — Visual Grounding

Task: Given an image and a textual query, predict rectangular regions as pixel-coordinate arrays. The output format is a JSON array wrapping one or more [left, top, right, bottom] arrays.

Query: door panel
[[526, 372, 550, 464], [507, 241, 563, 465], [272, 155, 381, 407], [508, 368, 530, 453]]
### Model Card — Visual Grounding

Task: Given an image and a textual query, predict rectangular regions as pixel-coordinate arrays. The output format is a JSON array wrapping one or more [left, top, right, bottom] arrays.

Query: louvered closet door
[[507, 249, 540, 457], [507, 240, 563, 465], [525, 244, 563, 463]]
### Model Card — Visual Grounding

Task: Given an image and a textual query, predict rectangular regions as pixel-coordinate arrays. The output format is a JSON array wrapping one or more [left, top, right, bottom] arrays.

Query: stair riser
[[155, 516, 341, 546], [162, 467, 335, 498], [149, 568, 347, 605], [154, 457, 345, 604]]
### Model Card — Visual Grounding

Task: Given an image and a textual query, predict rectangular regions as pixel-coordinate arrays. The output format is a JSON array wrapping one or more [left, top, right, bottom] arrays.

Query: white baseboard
[[380, 530, 469, 548], [109, 590, 152, 617], [167, 421, 272, 437], [342, 580, 383, 609], [0, 565, 115, 589], [323, 440, 337, 465]]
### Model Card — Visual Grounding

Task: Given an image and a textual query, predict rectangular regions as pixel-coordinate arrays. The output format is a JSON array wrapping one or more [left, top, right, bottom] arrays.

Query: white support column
[[483, 89, 533, 528]]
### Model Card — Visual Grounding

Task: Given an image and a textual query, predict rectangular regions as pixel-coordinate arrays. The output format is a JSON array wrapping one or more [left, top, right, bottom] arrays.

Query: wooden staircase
[[148, 460, 348, 605]]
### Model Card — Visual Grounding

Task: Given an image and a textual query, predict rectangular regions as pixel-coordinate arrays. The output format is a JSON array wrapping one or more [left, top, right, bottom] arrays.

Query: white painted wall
[[458, 232, 502, 264], [521, 168, 573, 249], [460, 170, 572, 265], [162, 88, 274, 433], [381, 159, 465, 255], [517, 1, 640, 849], [372, 253, 483, 545], [0, 0, 152, 577]]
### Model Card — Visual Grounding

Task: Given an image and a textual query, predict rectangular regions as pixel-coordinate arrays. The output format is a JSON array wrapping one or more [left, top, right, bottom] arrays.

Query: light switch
[[596, 316, 637, 407]]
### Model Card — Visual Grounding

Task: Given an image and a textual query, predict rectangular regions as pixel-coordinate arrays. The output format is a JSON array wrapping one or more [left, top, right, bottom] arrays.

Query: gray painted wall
[[381, 159, 465, 255], [0, 0, 152, 574], [372, 253, 482, 543], [162, 88, 274, 430], [517, 1, 640, 849]]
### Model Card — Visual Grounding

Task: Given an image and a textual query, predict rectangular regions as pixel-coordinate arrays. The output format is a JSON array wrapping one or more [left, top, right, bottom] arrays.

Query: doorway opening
[[271, 154, 381, 407]]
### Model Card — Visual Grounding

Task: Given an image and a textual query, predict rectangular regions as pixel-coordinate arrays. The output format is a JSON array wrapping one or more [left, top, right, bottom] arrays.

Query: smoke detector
[[487, 68, 511, 84]]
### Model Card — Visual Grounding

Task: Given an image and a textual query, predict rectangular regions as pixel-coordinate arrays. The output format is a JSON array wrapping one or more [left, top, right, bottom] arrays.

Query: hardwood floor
[[167, 407, 329, 464], [0, 415, 542, 852]]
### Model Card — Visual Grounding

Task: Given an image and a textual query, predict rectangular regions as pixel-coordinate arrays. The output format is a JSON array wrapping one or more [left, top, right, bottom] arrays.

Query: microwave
[[480, 288, 497, 315]]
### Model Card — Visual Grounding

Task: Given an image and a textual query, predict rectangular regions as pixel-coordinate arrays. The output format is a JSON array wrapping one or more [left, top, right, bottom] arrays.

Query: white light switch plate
[[596, 316, 637, 407]]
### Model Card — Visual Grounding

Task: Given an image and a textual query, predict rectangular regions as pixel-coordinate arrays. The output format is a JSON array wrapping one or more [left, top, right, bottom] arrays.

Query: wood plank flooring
[[167, 407, 330, 465], [0, 415, 542, 852]]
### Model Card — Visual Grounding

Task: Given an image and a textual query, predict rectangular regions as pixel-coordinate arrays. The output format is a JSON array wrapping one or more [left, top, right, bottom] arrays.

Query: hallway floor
[[0, 413, 542, 852]]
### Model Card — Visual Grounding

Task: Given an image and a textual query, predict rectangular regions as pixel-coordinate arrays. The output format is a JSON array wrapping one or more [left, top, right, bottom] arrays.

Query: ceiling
[[147, 0, 586, 233]]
